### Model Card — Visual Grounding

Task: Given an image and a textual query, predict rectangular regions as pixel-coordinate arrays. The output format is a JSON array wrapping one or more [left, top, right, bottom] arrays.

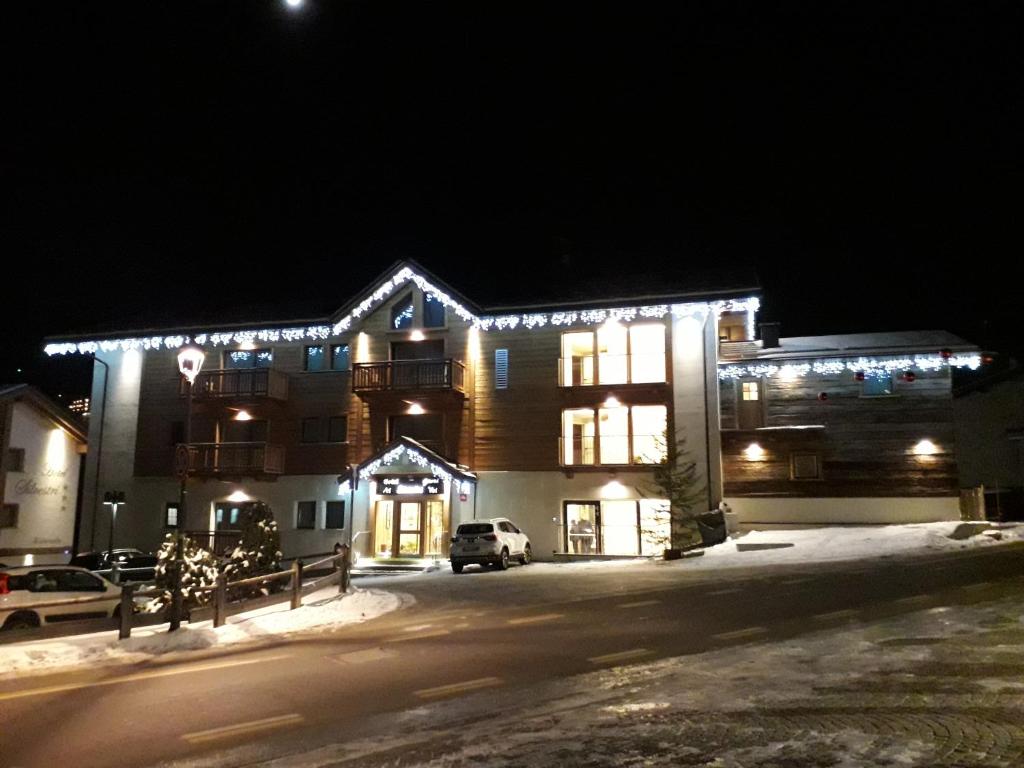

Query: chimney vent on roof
[[760, 322, 781, 349]]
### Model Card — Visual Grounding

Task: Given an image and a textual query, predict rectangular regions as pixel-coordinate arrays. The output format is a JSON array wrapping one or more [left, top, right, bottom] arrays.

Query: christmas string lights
[[718, 354, 982, 381], [43, 265, 761, 356]]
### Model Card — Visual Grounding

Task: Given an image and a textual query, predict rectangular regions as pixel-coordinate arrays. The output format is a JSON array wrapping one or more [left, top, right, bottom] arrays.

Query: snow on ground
[[505, 521, 1024, 576], [0, 586, 409, 679], [255, 593, 1024, 768]]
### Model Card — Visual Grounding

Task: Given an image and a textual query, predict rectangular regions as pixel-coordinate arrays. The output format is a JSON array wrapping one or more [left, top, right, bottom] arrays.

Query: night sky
[[4, 1, 1022, 402]]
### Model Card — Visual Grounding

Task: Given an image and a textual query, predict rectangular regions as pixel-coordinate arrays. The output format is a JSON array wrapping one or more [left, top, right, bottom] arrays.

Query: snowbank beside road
[[0, 586, 409, 679]]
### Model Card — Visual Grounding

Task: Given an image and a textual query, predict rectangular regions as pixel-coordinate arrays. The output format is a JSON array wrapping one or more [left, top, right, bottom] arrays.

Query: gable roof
[[356, 436, 476, 485], [0, 384, 88, 443]]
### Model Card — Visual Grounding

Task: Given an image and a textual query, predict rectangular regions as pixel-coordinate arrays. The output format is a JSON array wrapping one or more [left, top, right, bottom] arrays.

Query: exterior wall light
[[913, 439, 939, 456], [410, 330, 426, 341], [234, 410, 253, 421], [744, 442, 766, 461], [177, 345, 206, 385], [406, 402, 425, 415]]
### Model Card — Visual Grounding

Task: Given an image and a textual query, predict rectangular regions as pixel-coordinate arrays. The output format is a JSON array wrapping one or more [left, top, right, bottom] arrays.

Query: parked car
[[70, 549, 158, 583], [0, 565, 122, 630], [449, 518, 532, 573]]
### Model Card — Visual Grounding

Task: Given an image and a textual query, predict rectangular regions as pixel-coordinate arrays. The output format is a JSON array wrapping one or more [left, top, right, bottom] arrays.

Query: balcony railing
[[559, 434, 667, 466], [558, 355, 666, 387], [183, 442, 285, 476], [352, 359, 466, 394], [180, 368, 289, 400]]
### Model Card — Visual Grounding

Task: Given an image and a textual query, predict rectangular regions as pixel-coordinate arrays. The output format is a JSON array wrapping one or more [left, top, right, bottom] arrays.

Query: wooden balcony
[[352, 359, 466, 395], [180, 368, 289, 400], [184, 442, 285, 477]]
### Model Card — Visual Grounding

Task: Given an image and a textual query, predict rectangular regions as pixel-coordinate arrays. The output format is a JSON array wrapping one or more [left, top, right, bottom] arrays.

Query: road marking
[[0, 654, 290, 703], [589, 648, 654, 665], [781, 577, 814, 585], [329, 648, 396, 665], [182, 713, 304, 744], [401, 623, 435, 632], [617, 599, 661, 609], [414, 677, 503, 700], [712, 626, 768, 642], [961, 582, 993, 591], [507, 613, 563, 625], [893, 595, 930, 606], [812, 609, 859, 622], [383, 629, 450, 643], [708, 588, 742, 596]]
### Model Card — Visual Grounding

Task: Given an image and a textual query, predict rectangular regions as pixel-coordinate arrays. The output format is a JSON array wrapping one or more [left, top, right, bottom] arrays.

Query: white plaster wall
[[1, 402, 82, 564], [670, 310, 721, 510], [79, 350, 144, 554], [724, 496, 961, 527], [121, 475, 359, 559], [474, 470, 659, 559]]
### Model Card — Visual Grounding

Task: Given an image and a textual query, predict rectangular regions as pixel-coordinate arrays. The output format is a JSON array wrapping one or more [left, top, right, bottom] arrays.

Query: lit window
[[631, 406, 668, 463], [597, 322, 628, 385], [560, 325, 666, 386], [629, 325, 666, 383], [561, 332, 596, 386], [562, 409, 596, 465], [742, 382, 760, 401], [598, 405, 630, 464], [560, 405, 667, 465], [165, 503, 179, 528]]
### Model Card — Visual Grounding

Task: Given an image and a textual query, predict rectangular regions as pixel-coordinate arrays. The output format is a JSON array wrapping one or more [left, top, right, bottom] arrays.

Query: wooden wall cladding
[[720, 367, 958, 497]]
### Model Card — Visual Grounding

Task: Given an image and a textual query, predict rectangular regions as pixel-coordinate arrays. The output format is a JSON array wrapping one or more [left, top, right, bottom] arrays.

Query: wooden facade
[[720, 366, 959, 498]]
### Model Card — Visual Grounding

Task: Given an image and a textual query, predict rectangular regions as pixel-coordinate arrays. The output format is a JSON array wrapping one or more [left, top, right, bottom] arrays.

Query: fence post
[[118, 583, 134, 640], [168, 559, 183, 632], [290, 559, 304, 610], [336, 543, 351, 595], [214, 573, 227, 628]]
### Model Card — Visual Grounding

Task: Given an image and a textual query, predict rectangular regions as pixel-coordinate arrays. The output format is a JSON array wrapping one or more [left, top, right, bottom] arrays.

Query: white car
[[0, 565, 122, 630], [449, 518, 532, 573]]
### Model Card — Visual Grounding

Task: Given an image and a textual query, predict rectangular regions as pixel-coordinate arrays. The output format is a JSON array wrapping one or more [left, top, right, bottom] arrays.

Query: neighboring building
[[0, 385, 88, 566], [718, 329, 980, 527], [954, 365, 1024, 520], [42, 262, 983, 561]]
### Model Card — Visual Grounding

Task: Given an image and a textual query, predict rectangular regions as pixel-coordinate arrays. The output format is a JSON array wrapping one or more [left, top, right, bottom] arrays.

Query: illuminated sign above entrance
[[380, 476, 444, 496]]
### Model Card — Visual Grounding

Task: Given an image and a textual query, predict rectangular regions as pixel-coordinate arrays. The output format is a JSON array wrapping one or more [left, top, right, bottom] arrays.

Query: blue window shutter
[[495, 349, 509, 389]]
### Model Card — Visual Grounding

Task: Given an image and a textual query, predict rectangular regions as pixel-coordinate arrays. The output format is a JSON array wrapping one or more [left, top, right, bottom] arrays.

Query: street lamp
[[171, 344, 205, 632], [103, 490, 125, 554]]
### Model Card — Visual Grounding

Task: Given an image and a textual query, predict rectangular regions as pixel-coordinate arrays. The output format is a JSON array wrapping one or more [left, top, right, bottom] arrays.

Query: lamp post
[[103, 491, 125, 555], [170, 344, 205, 631]]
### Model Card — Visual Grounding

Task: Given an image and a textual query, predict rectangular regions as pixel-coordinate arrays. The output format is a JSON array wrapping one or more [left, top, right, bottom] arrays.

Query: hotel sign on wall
[[380, 476, 444, 496]]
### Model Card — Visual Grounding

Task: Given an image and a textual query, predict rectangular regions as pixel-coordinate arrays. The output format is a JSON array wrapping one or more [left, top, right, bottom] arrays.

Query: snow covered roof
[[731, 330, 977, 362], [356, 436, 476, 485]]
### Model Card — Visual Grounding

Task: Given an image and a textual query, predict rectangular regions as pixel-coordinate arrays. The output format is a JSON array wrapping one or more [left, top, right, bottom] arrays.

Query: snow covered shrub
[[147, 533, 220, 612], [223, 501, 283, 598]]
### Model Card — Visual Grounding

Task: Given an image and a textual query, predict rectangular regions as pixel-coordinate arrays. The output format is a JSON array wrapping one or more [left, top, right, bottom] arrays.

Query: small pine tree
[[223, 501, 282, 597], [148, 533, 220, 612], [640, 430, 707, 551]]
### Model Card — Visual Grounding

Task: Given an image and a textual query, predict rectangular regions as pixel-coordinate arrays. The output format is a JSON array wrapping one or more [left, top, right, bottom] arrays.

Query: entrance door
[[373, 500, 394, 557], [737, 379, 764, 429], [565, 502, 599, 554], [397, 502, 423, 556]]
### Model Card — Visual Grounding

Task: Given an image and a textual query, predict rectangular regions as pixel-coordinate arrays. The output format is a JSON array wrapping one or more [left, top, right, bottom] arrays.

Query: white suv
[[449, 518, 532, 573], [0, 565, 122, 631]]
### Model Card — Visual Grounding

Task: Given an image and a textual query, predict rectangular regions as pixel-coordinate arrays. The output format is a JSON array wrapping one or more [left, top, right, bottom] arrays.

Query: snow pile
[[0, 586, 409, 679], [690, 521, 1023, 568]]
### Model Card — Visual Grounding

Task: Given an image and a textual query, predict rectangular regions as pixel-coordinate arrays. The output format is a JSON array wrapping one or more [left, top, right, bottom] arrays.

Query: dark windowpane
[[391, 294, 414, 329], [170, 421, 184, 446], [255, 350, 274, 368], [58, 570, 106, 592], [862, 375, 894, 396], [301, 418, 322, 443], [331, 344, 350, 371], [297, 501, 316, 529], [325, 501, 345, 529], [328, 416, 348, 443], [224, 350, 253, 369], [6, 448, 25, 472], [304, 346, 325, 372], [423, 294, 445, 327], [0, 504, 18, 528]]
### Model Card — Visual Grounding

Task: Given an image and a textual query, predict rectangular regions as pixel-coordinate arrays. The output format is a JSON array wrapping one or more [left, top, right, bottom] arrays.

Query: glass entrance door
[[565, 502, 599, 554], [397, 502, 423, 556], [373, 500, 394, 557]]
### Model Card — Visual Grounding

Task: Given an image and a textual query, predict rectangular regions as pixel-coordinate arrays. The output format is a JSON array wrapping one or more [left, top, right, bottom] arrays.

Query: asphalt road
[[1, 545, 1022, 768]]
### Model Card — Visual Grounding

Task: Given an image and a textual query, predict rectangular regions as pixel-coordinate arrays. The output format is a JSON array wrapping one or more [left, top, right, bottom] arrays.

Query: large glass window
[[561, 405, 667, 465], [391, 294, 414, 330], [304, 345, 325, 372], [562, 409, 597, 465], [559, 324, 665, 386], [423, 294, 446, 328], [224, 349, 273, 369], [563, 500, 670, 556]]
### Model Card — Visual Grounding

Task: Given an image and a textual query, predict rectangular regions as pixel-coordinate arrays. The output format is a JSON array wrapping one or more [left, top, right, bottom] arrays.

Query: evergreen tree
[[223, 501, 283, 596], [640, 430, 707, 551]]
